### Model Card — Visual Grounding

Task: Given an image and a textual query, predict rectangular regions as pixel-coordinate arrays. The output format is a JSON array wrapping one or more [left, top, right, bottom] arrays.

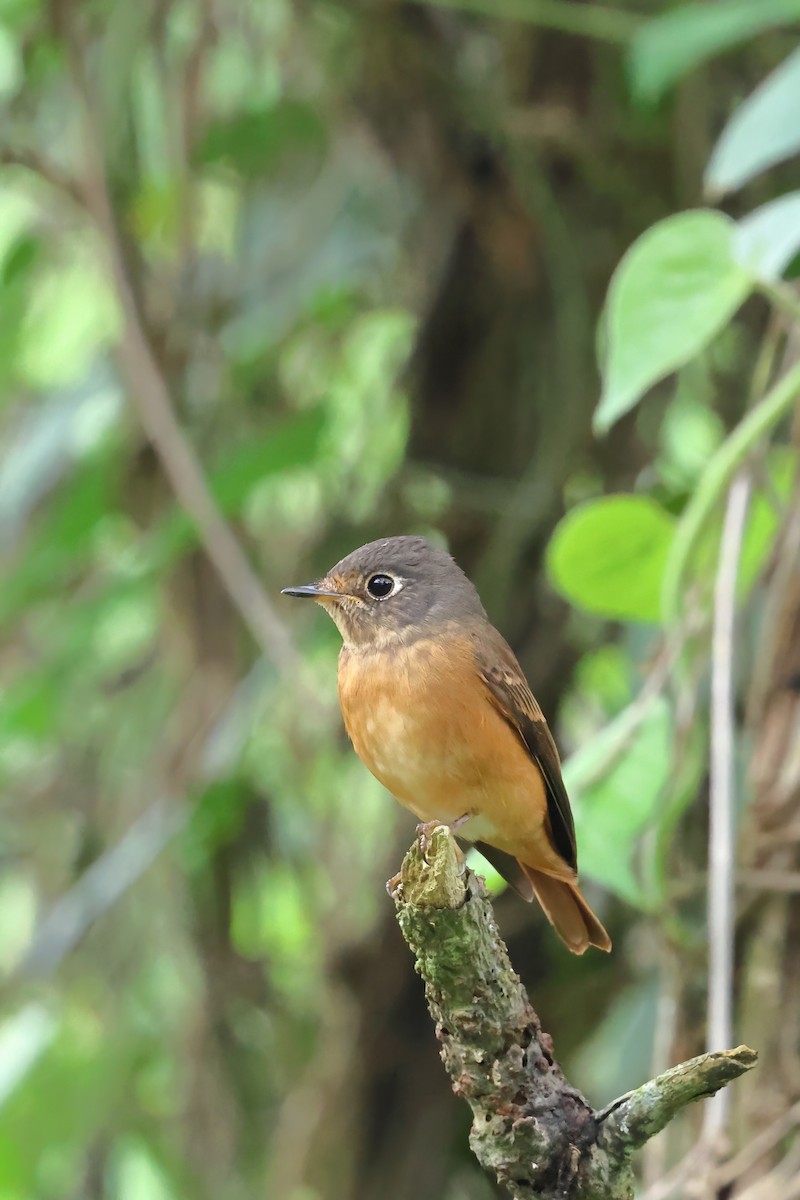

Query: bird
[[282, 535, 611, 954]]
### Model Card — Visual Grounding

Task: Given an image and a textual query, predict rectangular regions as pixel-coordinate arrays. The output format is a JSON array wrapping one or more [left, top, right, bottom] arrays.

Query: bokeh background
[[1, 2, 800, 1198]]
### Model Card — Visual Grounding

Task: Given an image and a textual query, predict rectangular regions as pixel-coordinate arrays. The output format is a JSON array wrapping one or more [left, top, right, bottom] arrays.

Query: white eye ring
[[366, 573, 403, 600]]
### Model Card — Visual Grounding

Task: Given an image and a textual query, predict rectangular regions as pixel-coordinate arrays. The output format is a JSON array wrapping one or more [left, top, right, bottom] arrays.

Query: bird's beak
[[281, 583, 343, 602]]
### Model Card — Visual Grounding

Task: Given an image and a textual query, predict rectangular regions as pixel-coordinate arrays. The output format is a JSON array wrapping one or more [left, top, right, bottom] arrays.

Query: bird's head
[[282, 535, 486, 648]]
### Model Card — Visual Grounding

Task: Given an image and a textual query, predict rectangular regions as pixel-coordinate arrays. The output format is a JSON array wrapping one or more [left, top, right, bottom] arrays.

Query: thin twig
[[705, 473, 751, 1138], [598, 1046, 759, 1153]]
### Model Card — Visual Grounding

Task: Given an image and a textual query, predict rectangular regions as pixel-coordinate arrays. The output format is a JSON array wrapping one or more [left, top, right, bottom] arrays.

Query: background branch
[[706, 472, 751, 1138]]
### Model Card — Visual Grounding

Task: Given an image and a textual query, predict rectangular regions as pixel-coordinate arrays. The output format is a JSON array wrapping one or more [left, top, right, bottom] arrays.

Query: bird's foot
[[385, 870, 403, 899], [416, 818, 469, 872], [416, 819, 442, 859]]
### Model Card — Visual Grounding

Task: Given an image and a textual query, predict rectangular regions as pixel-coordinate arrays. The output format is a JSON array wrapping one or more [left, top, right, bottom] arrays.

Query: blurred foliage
[[1, 2, 799, 1199]]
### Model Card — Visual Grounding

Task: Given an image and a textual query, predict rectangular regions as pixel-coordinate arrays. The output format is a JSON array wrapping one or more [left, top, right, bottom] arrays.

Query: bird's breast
[[335, 628, 562, 877], [337, 635, 514, 832]]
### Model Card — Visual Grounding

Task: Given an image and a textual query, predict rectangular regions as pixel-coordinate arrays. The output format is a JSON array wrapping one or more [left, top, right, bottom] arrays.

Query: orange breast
[[337, 633, 558, 871]]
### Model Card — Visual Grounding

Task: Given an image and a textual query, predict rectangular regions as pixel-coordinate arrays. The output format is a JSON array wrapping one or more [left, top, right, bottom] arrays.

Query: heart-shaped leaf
[[596, 211, 751, 431], [547, 495, 675, 623], [706, 46, 800, 196]]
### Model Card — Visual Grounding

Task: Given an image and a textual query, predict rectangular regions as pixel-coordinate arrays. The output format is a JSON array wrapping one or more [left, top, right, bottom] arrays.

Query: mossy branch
[[389, 825, 757, 1199]]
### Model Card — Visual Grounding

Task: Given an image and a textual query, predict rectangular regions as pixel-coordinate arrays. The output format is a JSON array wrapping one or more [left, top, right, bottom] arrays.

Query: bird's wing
[[474, 629, 578, 872]]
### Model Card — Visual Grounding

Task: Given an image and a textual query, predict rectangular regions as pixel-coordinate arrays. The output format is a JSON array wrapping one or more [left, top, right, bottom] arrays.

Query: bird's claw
[[385, 870, 403, 899], [416, 817, 470, 863], [416, 820, 441, 861]]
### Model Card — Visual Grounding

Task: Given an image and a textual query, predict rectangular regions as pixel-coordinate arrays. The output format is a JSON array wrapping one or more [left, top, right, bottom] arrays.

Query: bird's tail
[[519, 864, 612, 955]]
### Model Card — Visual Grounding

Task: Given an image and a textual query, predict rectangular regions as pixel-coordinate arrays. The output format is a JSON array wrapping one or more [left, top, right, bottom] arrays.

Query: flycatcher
[[283, 535, 611, 954]]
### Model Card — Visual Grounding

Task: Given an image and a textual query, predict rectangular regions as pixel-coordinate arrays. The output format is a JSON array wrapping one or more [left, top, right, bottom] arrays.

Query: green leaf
[[0, 22, 22, 101], [182, 780, 248, 872], [0, 452, 118, 626], [91, 589, 160, 669], [629, 0, 800, 104], [230, 863, 318, 999], [547, 495, 675, 623], [0, 233, 42, 396], [0, 875, 37, 973], [0, 0, 44, 32], [706, 47, 800, 197], [112, 1138, 178, 1200], [0, 674, 60, 740], [734, 192, 800, 282], [596, 211, 752, 431], [657, 382, 725, 490], [211, 413, 327, 512], [18, 249, 120, 388], [0, 1010, 136, 1195], [0, 1003, 56, 1107], [1, 232, 42, 283], [565, 699, 672, 905], [196, 101, 326, 179]]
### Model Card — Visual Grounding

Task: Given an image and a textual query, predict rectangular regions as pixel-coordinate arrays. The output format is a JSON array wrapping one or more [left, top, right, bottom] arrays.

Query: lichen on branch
[[389, 824, 757, 1200]]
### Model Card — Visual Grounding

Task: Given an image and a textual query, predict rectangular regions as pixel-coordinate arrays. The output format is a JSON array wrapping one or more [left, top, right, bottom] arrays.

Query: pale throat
[[322, 600, 428, 652]]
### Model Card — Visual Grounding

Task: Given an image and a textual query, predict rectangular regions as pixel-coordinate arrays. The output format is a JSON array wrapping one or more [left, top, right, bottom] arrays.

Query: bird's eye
[[366, 574, 397, 600]]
